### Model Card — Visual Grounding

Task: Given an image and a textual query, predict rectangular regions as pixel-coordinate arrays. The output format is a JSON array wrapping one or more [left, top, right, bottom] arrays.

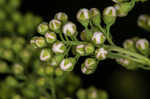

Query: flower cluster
[[0, 0, 41, 35], [31, 8, 112, 75]]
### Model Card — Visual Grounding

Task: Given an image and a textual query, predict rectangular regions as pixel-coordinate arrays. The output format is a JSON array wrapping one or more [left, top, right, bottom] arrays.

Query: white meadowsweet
[[60, 58, 75, 71], [52, 41, 66, 54], [76, 44, 85, 56], [103, 6, 117, 25], [136, 39, 149, 50], [31, 36, 46, 48], [40, 48, 52, 61], [92, 32, 105, 45], [123, 39, 134, 49], [62, 22, 77, 36], [37, 22, 49, 35], [76, 8, 90, 27], [81, 58, 97, 75], [49, 19, 62, 32], [55, 12, 68, 22], [95, 48, 108, 60], [116, 58, 130, 65], [45, 31, 57, 44]]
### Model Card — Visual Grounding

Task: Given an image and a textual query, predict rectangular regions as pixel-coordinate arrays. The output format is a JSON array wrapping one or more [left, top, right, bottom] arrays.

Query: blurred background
[[1, 0, 150, 99]]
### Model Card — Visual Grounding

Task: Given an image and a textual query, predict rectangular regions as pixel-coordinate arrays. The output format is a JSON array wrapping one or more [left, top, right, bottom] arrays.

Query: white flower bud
[[103, 6, 117, 25], [77, 8, 90, 27], [55, 12, 68, 22], [49, 19, 62, 32], [76, 44, 85, 56], [52, 41, 66, 54], [45, 31, 57, 44], [95, 48, 108, 60], [40, 48, 52, 61], [92, 32, 106, 45], [62, 22, 77, 36], [37, 22, 49, 35], [60, 58, 75, 71], [136, 39, 149, 50]]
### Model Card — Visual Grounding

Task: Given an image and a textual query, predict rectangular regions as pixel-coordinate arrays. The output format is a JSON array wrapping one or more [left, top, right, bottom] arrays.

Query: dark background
[[21, 0, 150, 99]]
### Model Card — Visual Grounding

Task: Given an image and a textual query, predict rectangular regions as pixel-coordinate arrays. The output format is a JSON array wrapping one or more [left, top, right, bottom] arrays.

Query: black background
[[21, 0, 150, 98]]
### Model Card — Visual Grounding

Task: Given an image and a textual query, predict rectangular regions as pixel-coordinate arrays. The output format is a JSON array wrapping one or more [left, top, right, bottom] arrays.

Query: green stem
[[106, 25, 115, 45], [107, 45, 150, 65], [62, 41, 87, 45], [50, 75, 56, 99], [59, 33, 65, 41], [97, 24, 106, 35], [130, 0, 136, 9]]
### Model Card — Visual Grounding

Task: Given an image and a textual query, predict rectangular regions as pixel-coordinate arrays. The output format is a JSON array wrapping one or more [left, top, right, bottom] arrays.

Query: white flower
[[95, 48, 108, 60], [60, 58, 75, 71], [77, 8, 90, 20], [52, 42, 66, 54], [49, 19, 61, 32], [92, 32, 105, 45], [103, 6, 116, 17], [136, 39, 149, 50], [62, 22, 77, 36]]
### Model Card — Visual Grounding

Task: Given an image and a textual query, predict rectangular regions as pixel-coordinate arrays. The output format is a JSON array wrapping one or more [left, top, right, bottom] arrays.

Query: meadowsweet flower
[[87, 87, 98, 99], [76, 89, 86, 99], [49, 19, 62, 32], [55, 67, 64, 76], [36, 77, 46, 87], [37, 22, 49, 35], [85, 43, 95, 55], [62, 22, 77, 36], [123, 39, 136, 52], [60, 58, 76, 71], [77, 8, 90, 27], [45, 66, 54, 75], [12, 64, 24, 75], [31, 36, 46, 48], [52, 41, 66, 54], [0, 61, 8, 73], [90, 8, 101, 26], [137, 15, 149, 29], [81, 58, 97, 75], [136, 38, 149, 55], [76, 44, 85, 56], [95, 47, 108, 60], [40, 48, 52, 61], [50, 55, 64, 66], [45, 31, 57, 44], [103, 6, 117, 25], [92, 32, 106, 45], [5, 76, 18, 87], [55, 12, 68, 22]]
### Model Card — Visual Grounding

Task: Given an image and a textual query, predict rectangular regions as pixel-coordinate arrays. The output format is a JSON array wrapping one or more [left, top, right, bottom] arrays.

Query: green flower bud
[[62, 22, 77, 36], [5, 76, 18, 87], [116, 58, 138, 70], [92, 32, 106, 45], [98, 90, 108, 99], [49, 19, 62, 33], [55, 12, 68, 22], [50, 55, 64, 66], [0, 61, 9, 73], [81, 58, 97, 75], [95, 47, 108, 60], [37, 66, 45, 76], [30, 36, 46, 48], [45, 31, 57, 44], [55, 67, 64, 77], [115, 2, 133, 17], [87, 87, 99, 99], [137, 15, 149, 30], [12, 64, 24, 75], [3, 49, 14, 61], [77, 8, 90, 27], [76, 89, 87, 99], [52, 41, 66, 54], [76, 44, 85, 56], [0, 10, 6, 20], [136, 39, 149, 55], [45, 65, 54, 75], [11, 12, 22, 23], [40, 48, 52, 61], [8, 0, 20, 9], [80, 30, 87, 41], [90, 8, 101, 26], [36, 77, 46, 87], [1, 37, 12, 49], [123, 39, 136, 52], [103, 6, 117, 25], [37, 22, 49, 35], [85, 43, 95, 55], [12, 94, 22, 99], [60, 58, 76, 71]]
